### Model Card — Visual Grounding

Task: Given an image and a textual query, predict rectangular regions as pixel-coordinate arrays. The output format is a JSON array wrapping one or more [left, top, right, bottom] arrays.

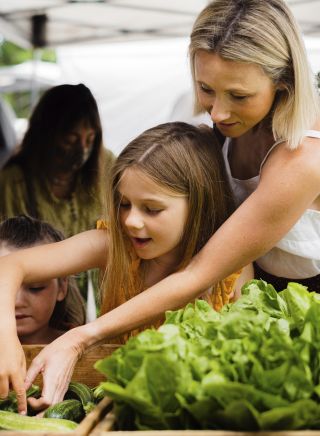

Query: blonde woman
[[0, 122, 252, 412]]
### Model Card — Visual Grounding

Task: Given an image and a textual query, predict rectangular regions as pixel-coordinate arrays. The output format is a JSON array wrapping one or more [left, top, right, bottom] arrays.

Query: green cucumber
[[92, 384, 106, 403], [0, 384, 41, 413], [65, 381, 95, 414], [0, 409, 77, 432], [44, 399, 84, 423], [26, 384, 41, 399]]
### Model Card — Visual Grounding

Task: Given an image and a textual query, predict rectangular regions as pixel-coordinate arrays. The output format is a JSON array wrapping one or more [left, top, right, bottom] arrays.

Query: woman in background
[[0, 83, 115, 306]]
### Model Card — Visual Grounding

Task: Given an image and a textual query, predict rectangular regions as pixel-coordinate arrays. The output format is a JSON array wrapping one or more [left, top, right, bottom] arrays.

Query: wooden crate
[[0, 344, 118, 436], [88, 409, 320, 436], [23, 344, 119, 389]]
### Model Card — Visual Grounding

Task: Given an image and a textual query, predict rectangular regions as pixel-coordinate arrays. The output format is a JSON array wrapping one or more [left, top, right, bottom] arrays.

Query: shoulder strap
[[259, 138, 286, 172]]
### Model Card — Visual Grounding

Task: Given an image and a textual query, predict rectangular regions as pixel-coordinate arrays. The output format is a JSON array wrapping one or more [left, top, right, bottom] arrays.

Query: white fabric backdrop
[[57, 38, 211, 155]]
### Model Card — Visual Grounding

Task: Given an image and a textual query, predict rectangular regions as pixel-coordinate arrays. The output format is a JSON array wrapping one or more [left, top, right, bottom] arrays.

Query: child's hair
[[0, 215, 86, 329], [101, 122, 235, 328], [189, 0, 320, 149]]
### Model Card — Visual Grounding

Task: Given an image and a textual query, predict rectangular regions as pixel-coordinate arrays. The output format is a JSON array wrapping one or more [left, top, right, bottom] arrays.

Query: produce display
[[0, 381, 96, 432], [95, 280, 320, 431]]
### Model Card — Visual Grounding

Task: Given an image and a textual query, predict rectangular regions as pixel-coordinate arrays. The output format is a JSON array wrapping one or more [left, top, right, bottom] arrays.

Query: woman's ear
[[56, 277, 68, 302], [276, 82, 288, 92]]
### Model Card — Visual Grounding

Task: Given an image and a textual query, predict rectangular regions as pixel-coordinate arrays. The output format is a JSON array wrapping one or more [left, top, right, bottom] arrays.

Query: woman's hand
[[25, 328, 86, 411], [0, 333, 27, 414]]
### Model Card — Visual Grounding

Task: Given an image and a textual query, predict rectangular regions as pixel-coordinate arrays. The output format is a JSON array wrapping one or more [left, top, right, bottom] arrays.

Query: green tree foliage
[[0, 39, 56, 66], [0, 39, 56, 118]]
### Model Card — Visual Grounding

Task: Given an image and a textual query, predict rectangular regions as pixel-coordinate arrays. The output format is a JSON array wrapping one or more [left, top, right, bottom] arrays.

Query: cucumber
[[65, 381, 95, 414], [44, 399, 85, 423], [0, 384, 41, 413], [26, 384, 41, 399], [93, 384, 106, 403], [0, 409, 77, 432]]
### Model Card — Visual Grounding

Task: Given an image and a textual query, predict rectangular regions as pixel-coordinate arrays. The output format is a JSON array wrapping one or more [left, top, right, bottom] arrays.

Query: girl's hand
[[0, 334, 27, 414], [25, 328, 86, 411]]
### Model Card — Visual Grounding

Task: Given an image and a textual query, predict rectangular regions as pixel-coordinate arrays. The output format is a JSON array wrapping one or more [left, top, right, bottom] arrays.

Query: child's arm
[[0, 229, 108, 413]]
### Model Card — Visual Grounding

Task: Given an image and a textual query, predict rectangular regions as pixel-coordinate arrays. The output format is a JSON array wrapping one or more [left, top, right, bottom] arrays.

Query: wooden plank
[[23, 344, 119, 388], [89, 412, 320, 436], [94, 432, 320, 436], [76, 397, 113, 436], [89, 409, 115, 435]]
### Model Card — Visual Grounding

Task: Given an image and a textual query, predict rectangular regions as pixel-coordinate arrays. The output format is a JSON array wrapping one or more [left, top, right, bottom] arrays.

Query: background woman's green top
[[0, 148, 114, 237]]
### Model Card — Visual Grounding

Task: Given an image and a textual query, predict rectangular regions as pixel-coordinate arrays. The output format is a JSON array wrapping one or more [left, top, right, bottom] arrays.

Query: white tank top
[[222, 130, 320, 279]]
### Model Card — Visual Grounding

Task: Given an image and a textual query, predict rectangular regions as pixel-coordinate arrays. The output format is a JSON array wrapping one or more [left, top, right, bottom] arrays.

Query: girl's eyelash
[[146, 208, 163, 214], [28, 286, 45, 292]]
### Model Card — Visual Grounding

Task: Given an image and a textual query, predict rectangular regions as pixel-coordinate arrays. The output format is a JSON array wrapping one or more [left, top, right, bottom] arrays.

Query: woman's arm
[[25, 140, 320, 408], [0, 229, 108, 412], [87, 141, 320, 336]]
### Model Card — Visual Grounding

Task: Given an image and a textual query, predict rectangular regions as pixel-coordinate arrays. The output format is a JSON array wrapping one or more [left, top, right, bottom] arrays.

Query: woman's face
[[0, 243, 67, 343], [53, 121, 96, 173], [194, 50, 278, 137]]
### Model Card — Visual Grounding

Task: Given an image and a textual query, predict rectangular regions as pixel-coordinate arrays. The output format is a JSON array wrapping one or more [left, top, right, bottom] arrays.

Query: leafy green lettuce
[[94, 280, 320, 430]]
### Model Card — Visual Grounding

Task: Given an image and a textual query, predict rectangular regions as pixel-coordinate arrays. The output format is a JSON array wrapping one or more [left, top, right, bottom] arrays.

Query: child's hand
[[0, 333, 27, 414], [25, 328, 85, 409]]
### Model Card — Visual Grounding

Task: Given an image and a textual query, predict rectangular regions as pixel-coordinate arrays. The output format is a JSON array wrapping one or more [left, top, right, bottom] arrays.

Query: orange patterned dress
[[97, 219, 241, 312]]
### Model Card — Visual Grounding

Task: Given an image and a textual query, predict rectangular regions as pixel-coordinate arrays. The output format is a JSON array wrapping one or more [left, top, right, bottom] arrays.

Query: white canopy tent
[[0, 0, 208, 48], [0, 0, 320, 48], [0, 0, 319, 154]]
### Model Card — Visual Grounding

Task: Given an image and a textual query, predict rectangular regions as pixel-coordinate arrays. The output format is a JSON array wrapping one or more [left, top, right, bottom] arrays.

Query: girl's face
[[194, 50, 278, 137], [119, 168, 188, 264], [0, 244, 67, 343]]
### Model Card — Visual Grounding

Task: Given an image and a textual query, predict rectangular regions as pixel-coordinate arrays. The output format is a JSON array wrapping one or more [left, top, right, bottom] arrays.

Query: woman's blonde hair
[[190, 0, 320, 149], [101, 122, 235, 341]]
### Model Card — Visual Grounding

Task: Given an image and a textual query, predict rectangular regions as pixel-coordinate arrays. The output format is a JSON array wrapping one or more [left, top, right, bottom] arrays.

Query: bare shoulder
[[263, 134, 320, 183]]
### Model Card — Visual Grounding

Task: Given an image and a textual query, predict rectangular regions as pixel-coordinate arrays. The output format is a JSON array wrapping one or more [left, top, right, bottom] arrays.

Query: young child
[[99, 121, 252, 341], [0, 122, 252, 411], [0, 215, 86, 344]]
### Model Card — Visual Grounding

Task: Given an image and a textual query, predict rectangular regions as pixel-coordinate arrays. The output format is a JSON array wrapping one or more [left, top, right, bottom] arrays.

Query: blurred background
[[0, 0, 320, 155]]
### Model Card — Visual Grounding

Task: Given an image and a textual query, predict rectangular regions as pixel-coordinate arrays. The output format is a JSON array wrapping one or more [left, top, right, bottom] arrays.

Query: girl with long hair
[[0, 121, 251, 412]]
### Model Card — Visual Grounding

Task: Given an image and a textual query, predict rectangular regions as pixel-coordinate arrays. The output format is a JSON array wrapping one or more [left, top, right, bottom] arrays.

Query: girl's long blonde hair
[[190, 0, 320, 149], [100, 122, 235, 341]]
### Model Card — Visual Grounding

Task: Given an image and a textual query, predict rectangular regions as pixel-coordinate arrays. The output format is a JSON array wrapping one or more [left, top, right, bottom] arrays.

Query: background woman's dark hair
[[0, 215, 86, 329], [6, 83, 103, 188]]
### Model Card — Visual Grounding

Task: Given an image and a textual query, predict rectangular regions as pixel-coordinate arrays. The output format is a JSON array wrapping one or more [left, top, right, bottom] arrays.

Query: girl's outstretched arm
[[25, 139, 320, 407], [0, 229, 108, 413]]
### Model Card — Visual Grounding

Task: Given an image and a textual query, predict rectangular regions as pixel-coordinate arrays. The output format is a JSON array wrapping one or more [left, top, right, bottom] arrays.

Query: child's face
[[118, 168, 188, 264], [0, 244, 67, 343]]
